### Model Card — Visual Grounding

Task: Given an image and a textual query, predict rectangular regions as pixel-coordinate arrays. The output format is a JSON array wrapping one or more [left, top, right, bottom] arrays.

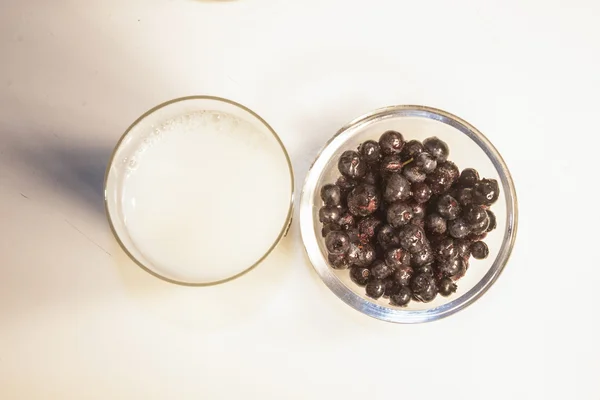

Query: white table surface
[[1, 1, 599, 399]]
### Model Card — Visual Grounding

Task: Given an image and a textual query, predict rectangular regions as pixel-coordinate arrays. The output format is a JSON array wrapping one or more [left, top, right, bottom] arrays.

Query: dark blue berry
[[347, 183, 380, 217], [350, 266, 371, 286], [473, 178, 500, 205], [438, 277, 457, 297], [433, 237, 458, 261], [357, 216, 382, 241], [387, 201, 413, 228], [320, 184, 342, 206], [359, 140, 381, 164], [321, 222, 341, 238], [412, 182, 432, 204], [319, 206, 342, 224], [414, 152, 437, 173], [325, 231, 350, 255], [385, 247, 408, 269], [377, 224, 400, 249], [394, 265, 414, 286], [380, 156, 403, 175], [338, 212, 355, 230], [398, 224, 427, 253], [390, 286, 412, 307], [471, 241, 489, 259], [463, 204, 487, 225], [347, 242, 376, 267], [328, 253, 350, 269], [371, 260, 395, 280], [423, 137, 449, 163], [400, 140, 424, 160], [458, 168, 479, 187], [425, 213, 447, 234], [338, 150, 367, 179], [448, 218, 470, 239], [470, 213, 490, 235], [455, 187, 473, 206], [365, 280, 386, 299], [379, 130, 405, 155], [411, 246, 434, 268], [384, 173, 411, 203], [437, 257, 463, 277], [403, 164, 426, 183], [411, 272, 438, 302], [437, 194, 461, 220]]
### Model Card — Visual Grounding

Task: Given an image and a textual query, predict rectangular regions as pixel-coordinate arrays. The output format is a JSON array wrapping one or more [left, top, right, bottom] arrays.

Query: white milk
[[120, 111, 291, 283]]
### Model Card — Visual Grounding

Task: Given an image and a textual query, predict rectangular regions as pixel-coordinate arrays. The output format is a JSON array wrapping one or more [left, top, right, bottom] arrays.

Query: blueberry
[[321, 222, 341, 238], [365, 280, 386, 299], [411, 272, 438, 302], [473, 178, 500, 205], [347, 183, 380, 216], [438, 277, 457, 297], [347, 242, 376, 267], [350, 266, 371, 286], [371, 260, 395, 280], [455, 239, 472, 258], [394, 265, 414, 286], [458, 168, 479, 187], [416, 264, 434, 275], [400, 140, 424, 160], [382, 278, 400, 298], [470, 213, 490, 235], [377, 224, 400, 249], [437, 161, 460, 184], [384, 173, 411, 203], [412, 182, 432, 204], [336, 175, 357, 196], [387, 201, 413, 228], [423, 137, 449, 163], [409, 201, 426, 219], [390, 286, 412, 307], [346, 228, 361, 243], [414, 152, 437, 174], [380, 155, 403, 175], [403, 164, 426, 183], [385, 248, 408, 269], [471, 241, 489, 259], [433, 237, 458, 261], [319, 206, 342, 224], [325, 231, 350, 255], [398, 224, 427, 253], [411, 246, 434, 268], [463, 204, 487, 225], [338, 212, 355, 230], [328, 253, 350, 269], [425, 213, 447, 234], [379, 130, 405, 155], [357, 216, 382, 240], [426, 167, 454, 195], [359, 140, 382, 164], [362, 169, 379, 186], [436, 194, 461, 220], [448, 218, 471, 239], [320, 184, 342, 206], [338, 150, 367, 179], [411, 217, 425, 229], [486, 210, 497, 232], [437, 257, 463, 277], [455, 187, 473, 206]]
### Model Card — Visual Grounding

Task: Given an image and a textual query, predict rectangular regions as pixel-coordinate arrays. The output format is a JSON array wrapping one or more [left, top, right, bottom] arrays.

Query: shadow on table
[[10, 137, 112, 216]]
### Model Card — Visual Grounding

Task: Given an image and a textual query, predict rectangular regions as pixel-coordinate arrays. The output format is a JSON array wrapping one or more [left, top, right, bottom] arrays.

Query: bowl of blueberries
[[300, 105, 518, 323]]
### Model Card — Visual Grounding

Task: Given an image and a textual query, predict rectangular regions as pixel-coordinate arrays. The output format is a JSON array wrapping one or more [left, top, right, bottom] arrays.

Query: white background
[[1, 0, 599, 399]]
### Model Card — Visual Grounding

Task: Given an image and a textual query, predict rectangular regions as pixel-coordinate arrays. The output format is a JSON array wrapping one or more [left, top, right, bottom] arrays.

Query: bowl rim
[[300, 104, 518, 323], [104, 95, 295, 286]]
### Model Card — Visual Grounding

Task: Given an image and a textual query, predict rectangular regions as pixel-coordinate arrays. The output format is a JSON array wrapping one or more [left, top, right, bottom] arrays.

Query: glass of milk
[[105, 96, 294, 285]]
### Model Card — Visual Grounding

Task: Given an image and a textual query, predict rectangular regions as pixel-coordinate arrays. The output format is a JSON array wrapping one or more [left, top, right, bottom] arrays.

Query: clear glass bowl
[[300, 105, 518, 323], [104, 96, 294, 286]]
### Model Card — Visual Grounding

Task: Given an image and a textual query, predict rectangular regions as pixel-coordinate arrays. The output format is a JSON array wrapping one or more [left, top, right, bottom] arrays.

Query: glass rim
[[299, 104, 518, 323], [104, 95, 295, 286]]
